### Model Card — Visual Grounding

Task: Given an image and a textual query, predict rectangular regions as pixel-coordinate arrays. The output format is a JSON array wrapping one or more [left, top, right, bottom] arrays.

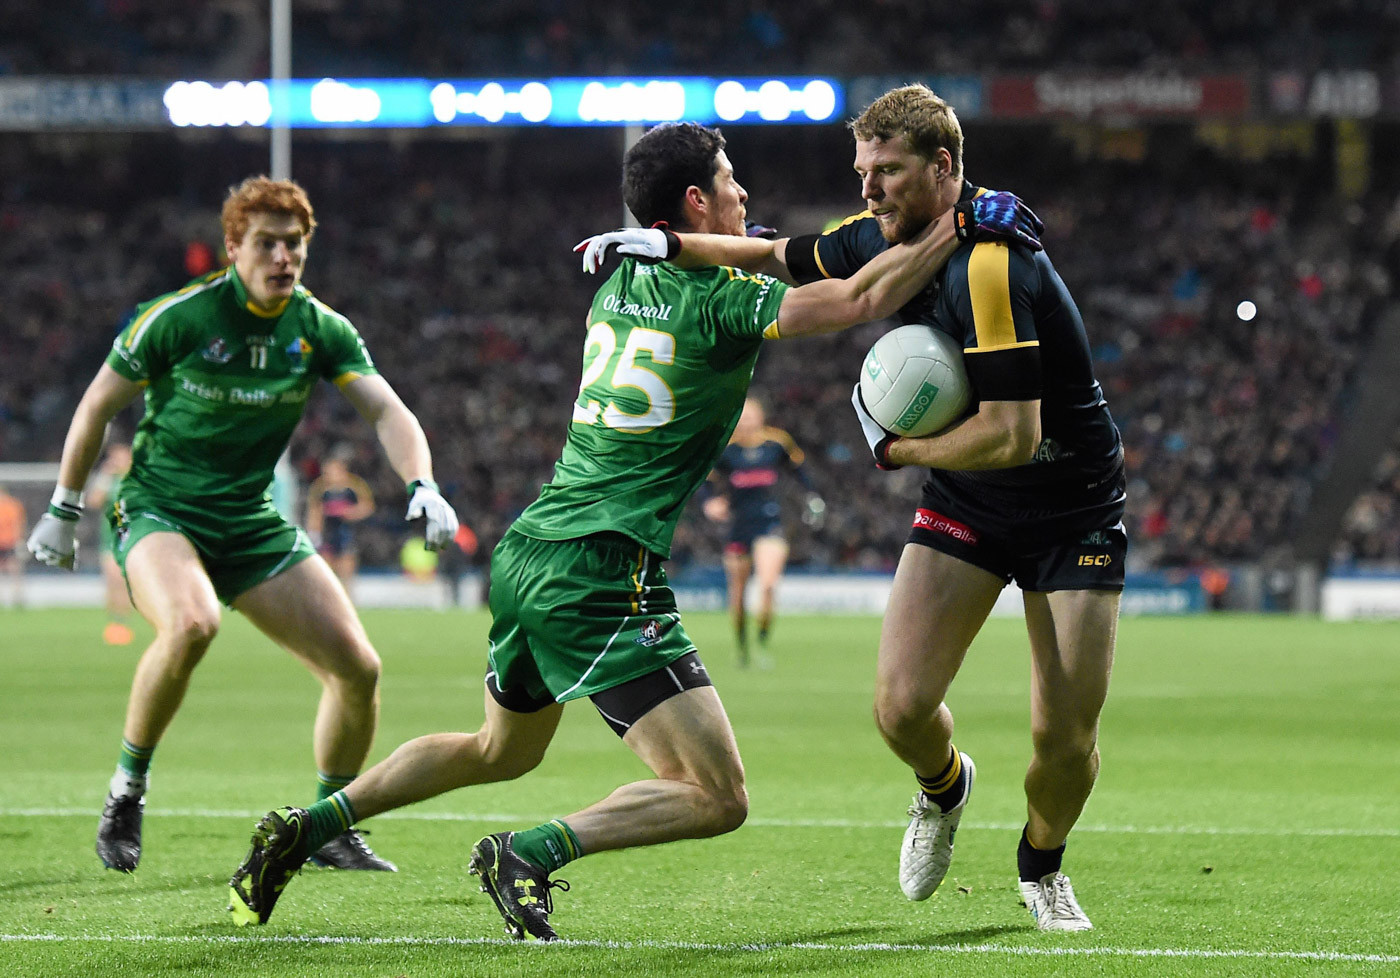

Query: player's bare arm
[[884, 398, 1042, 470], [772, 212, 959, 338], [670, 233, 796, 282], [56, 365, 144, 492], [338, 375, 435, 485], [338, 374, 458, 549]]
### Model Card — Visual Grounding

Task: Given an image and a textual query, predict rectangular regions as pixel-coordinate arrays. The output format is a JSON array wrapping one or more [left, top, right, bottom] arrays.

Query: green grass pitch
[[1, 606, 1397, 977]]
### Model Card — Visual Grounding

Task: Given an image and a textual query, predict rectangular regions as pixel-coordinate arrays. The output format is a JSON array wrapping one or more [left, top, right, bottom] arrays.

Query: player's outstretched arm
[[773, 210, 961, 339], [338, 375, 459, 550], [576, 228, 797, 283], [29, 365, 144, 570]]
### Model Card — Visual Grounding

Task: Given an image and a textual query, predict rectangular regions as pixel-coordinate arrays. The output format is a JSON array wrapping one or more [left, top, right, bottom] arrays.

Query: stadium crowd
[[3, 0, 1397, 78], [1336, 430, 1400, 566], [2, 126, 1396, 574]]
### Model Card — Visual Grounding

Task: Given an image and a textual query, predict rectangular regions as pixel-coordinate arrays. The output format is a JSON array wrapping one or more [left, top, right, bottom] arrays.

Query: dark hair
[[622, 123, 726, 229]]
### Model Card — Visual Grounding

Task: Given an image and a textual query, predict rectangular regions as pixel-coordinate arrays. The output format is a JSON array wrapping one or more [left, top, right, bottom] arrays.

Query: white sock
[[110, 767, 148, 799]]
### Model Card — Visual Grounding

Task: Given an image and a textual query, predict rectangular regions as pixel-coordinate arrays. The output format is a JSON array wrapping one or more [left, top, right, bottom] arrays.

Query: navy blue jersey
[[713, 428, 809, 513], [787, 182, 1122, 494]]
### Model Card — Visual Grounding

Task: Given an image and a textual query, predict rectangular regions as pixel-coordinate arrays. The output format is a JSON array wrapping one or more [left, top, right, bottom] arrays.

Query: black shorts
[[726, 500, 784, 554], [906, 467, 1127, 592], [486, 651, 715, 738]]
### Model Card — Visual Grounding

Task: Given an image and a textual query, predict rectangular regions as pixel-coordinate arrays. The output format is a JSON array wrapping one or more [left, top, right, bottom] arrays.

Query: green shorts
[[108, 487, 316, 605], [486, 528, 698, 706]]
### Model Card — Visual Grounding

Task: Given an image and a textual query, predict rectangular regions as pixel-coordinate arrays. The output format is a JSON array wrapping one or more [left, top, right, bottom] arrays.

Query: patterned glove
[[405, 479, 459, 551], [574, 223, 682, 274], [850, 385, 901, 471], [954, 191, 1045, 252]]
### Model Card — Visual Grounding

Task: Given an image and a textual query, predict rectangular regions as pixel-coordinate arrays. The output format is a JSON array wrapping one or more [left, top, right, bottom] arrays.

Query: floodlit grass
[[2, 607, 1398, 977]]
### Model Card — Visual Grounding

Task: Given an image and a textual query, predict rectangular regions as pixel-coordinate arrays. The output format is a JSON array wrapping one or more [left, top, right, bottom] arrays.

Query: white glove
[[28, 499, 82, 570], [573, 226, 679, 274], [404, 480, 459, 551], [850, 384, 901, 470]]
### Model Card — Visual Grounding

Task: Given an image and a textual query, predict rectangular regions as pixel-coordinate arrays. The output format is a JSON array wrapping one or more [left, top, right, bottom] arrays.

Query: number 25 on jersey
[[571, 322, 676, 432]]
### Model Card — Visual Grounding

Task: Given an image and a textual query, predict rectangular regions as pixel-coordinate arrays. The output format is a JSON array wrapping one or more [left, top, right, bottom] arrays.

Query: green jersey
[[105, 266, 377, 509], [513, 259, 788, 558]]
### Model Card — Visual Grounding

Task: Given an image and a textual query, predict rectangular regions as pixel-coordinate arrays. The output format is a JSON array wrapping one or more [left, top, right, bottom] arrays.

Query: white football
[[859, 324, 970, 437]]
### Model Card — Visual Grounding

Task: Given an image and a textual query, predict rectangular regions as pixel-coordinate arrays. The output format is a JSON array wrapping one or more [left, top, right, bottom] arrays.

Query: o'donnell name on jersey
[[601, 293, 672, 320]]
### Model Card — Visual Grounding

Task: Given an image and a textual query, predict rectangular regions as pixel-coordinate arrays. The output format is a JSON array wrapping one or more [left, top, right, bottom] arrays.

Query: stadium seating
[[1, 128, 1394, 573]]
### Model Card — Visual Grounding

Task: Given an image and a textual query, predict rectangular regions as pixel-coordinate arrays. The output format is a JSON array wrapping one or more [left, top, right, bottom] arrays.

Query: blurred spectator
[[1, 127, 1394, 574], [4, 1, 1400, 77]]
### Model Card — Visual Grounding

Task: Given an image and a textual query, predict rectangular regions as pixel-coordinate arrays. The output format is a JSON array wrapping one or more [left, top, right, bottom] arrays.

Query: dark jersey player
[[619, 85, 1122, 931], [703, 397, 823, 666]]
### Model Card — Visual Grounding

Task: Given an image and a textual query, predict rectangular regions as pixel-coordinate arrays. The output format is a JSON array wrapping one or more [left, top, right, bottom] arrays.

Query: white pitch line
[[2, 808, 1397, 838], [1, 933, 1397, 964]]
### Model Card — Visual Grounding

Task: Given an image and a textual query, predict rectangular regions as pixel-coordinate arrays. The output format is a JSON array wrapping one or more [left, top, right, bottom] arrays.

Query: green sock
[[315, 771, 355, 803], [510, 819, 583, 873], [118, 739, 155, 779], [304, 790, 357, 852]]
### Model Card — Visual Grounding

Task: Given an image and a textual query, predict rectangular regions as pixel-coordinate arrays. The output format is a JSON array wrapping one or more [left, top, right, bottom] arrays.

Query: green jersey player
[[27, 177, 459, 875], [227, 123, 1034, 938]]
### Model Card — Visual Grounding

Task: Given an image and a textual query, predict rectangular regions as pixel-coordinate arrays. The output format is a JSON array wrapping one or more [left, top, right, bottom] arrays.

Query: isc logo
[[1077, 554, 1112, 567]]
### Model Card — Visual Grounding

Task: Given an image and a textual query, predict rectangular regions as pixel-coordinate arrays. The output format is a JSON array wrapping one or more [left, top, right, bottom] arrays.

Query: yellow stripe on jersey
[[821, 210, 874, 235], [762, 320, 782, 339], [964, 340, 1040, 354], [629, 546, 646, 614], [763, 426, 804, 465], [815, 210, 874, 279], [123, 269, 229, 352], [967, 242, 1024, 352], [332, 371, 365, 388]]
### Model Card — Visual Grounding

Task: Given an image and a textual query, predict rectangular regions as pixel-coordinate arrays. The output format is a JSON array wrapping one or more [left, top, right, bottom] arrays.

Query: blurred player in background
[[86, 442, 135, 644], [586, 85, 1113, 932], [306, 444, 376, 596], [0, 484, 26, 608], [27, 176, 459, 875], [226, 122, 1036, 938], [703, 397, 824, 667]]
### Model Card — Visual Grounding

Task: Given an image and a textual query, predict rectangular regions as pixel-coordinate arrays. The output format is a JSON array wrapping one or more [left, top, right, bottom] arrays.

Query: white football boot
[[898, 752, 975, 900], [1019, 871, 1094, 931]]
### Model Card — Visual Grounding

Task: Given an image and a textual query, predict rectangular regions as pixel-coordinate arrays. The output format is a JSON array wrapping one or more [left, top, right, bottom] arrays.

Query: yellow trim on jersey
[[821, 210, 874, 235], [333, 371, 365, 388], [762, 320, 782, 339], [629, 546, 646, 614], [967, 242, 1018, 351], [815, 210, 873, 279], [763, 426, 804, 466], [964, 340, 1040, 354], [245, 295, 291, 318], [123, 269, 229, 351]]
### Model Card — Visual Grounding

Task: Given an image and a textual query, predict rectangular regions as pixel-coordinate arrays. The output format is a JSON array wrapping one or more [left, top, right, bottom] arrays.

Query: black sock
[[915, 747, 967, 813], [1018, 824, 1065, 882]]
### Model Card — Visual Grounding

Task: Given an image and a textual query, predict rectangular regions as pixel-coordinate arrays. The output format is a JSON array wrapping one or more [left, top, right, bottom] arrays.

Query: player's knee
[[700, 780, 749, 836], [326, 641, 381, 693], [873, 683, 940, 742], [162, 607, 220, 654]]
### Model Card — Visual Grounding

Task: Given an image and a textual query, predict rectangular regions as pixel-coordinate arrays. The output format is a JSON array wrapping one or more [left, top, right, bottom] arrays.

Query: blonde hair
[[221, 176, 317, 243], [850, 84, 963, 177]]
